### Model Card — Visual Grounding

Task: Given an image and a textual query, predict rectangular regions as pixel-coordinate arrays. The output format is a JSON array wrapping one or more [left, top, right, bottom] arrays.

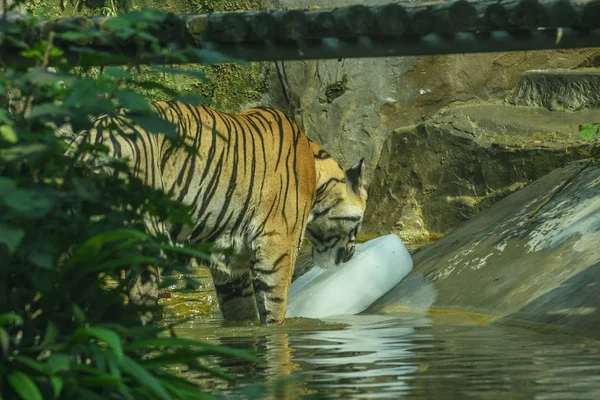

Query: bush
[[0, 4, 259, 399]]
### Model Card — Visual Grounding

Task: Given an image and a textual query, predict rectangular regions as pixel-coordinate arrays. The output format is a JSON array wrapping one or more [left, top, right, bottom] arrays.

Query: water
[[172, 311, 600, 399]]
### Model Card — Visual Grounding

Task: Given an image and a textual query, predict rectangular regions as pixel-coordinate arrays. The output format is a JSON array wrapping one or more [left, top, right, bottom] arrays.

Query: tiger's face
[[306, 158, 368, 268]]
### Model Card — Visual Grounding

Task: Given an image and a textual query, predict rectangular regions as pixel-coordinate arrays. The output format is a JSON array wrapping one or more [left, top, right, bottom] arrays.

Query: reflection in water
[[174, 312, 600, 399], [291, 315, 424, 399]]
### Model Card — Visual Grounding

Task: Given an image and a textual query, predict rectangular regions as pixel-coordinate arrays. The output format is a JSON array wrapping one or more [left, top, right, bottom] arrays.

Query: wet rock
[[369, 160, 600, 337]]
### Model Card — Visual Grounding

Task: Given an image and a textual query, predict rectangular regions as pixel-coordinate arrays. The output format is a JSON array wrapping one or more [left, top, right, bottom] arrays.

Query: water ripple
[[175, 313, 600, 399]]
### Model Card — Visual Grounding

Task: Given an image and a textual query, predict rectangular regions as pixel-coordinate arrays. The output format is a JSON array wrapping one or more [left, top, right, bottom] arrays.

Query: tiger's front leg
[[251, 236, 296, 325]]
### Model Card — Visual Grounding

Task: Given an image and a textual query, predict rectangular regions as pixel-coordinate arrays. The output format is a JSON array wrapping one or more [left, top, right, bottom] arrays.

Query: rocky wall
[[261, 0, 600, 242]]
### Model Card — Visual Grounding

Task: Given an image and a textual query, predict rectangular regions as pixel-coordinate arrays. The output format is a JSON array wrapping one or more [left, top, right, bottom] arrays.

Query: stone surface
[[262, 0, 600, 239], [511, 68, 600, 111], [363, 104, 597, 243], [368, 160, 600, 337]]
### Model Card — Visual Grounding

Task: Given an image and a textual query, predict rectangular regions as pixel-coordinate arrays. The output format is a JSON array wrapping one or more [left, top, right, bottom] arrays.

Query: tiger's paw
[[138, 310, 155, 326], [128, 269, 160, 308]]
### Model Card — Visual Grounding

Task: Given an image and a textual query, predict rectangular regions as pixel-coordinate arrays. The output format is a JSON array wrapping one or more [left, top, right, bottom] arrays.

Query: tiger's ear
[[345, 158, 366, 193]]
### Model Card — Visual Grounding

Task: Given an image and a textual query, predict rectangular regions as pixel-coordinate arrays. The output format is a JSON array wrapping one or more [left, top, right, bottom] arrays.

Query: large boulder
[[368, 159, 600, 336], [363, 104, 597, 242]]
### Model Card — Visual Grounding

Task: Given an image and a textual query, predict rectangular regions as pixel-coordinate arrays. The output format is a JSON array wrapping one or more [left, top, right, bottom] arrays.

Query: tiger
[[68, 100, 368, 325]]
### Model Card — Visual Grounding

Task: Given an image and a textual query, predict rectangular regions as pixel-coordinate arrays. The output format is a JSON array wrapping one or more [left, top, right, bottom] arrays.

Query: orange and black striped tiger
[[68, 100, 368, 325]]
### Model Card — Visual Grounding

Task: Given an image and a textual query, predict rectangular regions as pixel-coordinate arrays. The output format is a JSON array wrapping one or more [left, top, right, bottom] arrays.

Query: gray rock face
[[260, 0, 418, 183], [264, 56, 414, 183], [261, 0, 600, 241], [368, 160, 600, 337]]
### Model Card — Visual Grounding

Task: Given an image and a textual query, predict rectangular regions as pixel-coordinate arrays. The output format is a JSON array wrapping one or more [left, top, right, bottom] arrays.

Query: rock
[[364, 104, 596, 243], [260, 0, 600, 239], [263, 5, 600, 186], [262, 39, 412, 183], [511, 68, 600, 111], [368, 160, 600, 337]]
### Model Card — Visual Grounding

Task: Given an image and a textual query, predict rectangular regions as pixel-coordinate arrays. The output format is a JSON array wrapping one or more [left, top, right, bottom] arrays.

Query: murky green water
[[171, 311, 600, 399]]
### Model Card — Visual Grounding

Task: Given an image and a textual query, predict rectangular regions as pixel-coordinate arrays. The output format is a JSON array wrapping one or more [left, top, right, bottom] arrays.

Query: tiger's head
[[306, 157, 368, 268]]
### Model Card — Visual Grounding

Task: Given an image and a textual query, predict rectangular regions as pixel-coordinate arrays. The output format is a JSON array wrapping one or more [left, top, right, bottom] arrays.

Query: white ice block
[[286, 234, 413, 319]]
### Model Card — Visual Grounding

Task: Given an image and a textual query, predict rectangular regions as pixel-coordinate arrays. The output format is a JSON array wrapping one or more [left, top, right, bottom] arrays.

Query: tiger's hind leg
[[127, 266, 160, 325], [210, 268, 260, 323], [250, 235, 296, 325], [127, 217, 168, 325], [210, 251, 258, 322]]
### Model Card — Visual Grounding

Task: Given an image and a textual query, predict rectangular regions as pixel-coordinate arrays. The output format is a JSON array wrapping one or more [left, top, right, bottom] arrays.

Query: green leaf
[[125, 338, 261, 362], [51, 376, 63, 399], [28, 104, 74, 119], [0, 144, 49, 162], [82, 327, 124, 361], [78, 374, 125, 387], [1, 125, 18, 143], [159, 376, 213, 400], [0, 177, 17, 194], [129, 115, 178, 139], [96, 256, 159, 271], [78, 98, 116, 118], [41, 322, 58, 347], [57, 31, 97, 42], [0, 223, 25, 254], [47, 354, 70, 373], [116, 90, 151, 112], [189, 361, 235, 382], [64, 78, 100, 107], [121, 356, 170, 400], [105, 351, 123, 378], [0, 327, 9, 355], [579, 123, 599, 141], [28, 249, 55, 269], [14, 356, 51, 375], [66, 229, 151, 268], [0, 312, 23, 326], [7, 371, 43, 400], [3, 189, 54, 218], [76, 388, 107, 400], [72, 304, 86, 323], [104, 67, 132, 79], [0, 109, 11, 124], [159, 243, 212, 262], [25, 68, 76, 86]]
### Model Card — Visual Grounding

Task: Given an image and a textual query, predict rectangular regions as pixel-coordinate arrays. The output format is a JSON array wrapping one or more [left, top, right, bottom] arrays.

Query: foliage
[[579, 123, 599, 141], [0, 3, 261, 399]]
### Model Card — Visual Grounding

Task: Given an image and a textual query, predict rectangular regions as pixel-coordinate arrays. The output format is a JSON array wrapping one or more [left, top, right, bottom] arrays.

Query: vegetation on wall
[[0, 4, 261, 399], [23, 0, 272, 114], [579, 123, 600, 141]]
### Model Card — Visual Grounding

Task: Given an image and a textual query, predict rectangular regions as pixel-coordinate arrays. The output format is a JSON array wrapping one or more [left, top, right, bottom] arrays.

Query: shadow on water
[[174, 310, 600, 399]]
